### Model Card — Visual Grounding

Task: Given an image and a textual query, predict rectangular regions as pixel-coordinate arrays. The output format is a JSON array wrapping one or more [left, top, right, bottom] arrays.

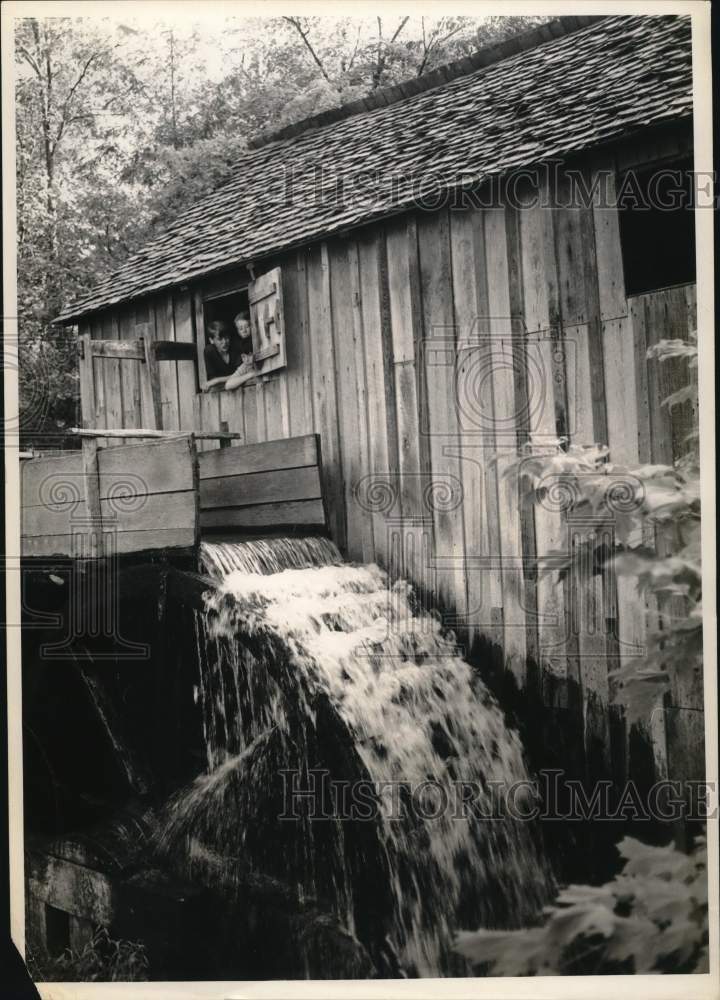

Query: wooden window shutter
[[248, 266, 286, 376]]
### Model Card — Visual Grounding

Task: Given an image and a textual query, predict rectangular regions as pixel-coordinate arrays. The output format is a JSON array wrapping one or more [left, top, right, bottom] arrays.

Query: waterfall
[[156, 537, 553, 977]]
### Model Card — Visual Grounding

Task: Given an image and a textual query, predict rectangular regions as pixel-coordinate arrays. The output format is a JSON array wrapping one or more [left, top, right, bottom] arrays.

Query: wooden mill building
[[48, 14, 700, 786]]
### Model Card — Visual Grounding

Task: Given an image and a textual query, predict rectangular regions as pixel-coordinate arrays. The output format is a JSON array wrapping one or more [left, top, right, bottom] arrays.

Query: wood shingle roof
[[56, 14, 693, 323]]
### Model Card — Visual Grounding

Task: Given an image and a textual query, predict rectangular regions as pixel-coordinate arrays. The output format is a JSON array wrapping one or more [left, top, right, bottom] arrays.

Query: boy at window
[[224, 311, 257, 391], [202, 319, 244, 391], [204, 319, 241, 385], [233, 311, 253, 357]]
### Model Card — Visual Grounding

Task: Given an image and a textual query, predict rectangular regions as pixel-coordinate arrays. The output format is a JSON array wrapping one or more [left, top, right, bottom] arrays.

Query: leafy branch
[[499, 334, 701, 722], [455, 836, 708, 975]]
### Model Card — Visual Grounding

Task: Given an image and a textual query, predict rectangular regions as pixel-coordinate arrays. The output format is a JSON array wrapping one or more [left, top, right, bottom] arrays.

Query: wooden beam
[[150, 340, 197, 362], [88, 339, 146, 361], [69, 428, 243, 441], [199, 466, 321, 510], [197, 433, 318, 479], [200, 498, 326, 531]]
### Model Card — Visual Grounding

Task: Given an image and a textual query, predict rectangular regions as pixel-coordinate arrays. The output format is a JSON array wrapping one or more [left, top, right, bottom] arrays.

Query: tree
[[14, 13, 549, 446], [15, 17, 148, 446]]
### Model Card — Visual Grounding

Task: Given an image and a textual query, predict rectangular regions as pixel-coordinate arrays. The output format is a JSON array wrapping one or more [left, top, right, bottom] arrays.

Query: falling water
[[157, 537, 553, 977]]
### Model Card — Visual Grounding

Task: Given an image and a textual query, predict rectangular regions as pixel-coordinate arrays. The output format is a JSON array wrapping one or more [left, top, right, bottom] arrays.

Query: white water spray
[[159, 537, 552, 976]]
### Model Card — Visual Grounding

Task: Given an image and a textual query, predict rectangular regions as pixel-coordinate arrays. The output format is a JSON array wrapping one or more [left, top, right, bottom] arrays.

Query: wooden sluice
[[21, 431, 329, 560]]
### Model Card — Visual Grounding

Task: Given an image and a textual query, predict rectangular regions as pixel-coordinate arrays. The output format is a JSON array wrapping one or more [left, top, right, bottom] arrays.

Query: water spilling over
[[156, 536, 553, 977]]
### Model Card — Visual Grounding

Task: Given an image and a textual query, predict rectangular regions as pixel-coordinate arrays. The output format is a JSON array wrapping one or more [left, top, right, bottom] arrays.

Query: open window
[[617, 158, 696, 297], [197, 266, 286, 391]]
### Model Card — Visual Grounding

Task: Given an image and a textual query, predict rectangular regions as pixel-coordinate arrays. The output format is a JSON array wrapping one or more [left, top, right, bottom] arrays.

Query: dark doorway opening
[[618, 158, 696, 296]]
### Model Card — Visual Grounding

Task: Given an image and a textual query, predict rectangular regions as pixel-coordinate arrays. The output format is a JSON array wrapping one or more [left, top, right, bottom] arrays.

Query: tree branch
[[17, 45, 42, 80], [372, 14, 410, 89], [54, 51, 100, 151], [345, 25, 362, 72], [390, 16, 410, 44], [416, 20, 465, 76], [283, 16, 335, 88]]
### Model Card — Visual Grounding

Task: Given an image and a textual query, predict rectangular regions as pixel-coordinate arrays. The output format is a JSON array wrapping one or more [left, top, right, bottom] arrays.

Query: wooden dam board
[[21, 437, 199, 558], [197, 433, 327, 534]]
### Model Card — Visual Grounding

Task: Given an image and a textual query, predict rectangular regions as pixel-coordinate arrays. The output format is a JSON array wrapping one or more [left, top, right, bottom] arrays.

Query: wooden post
[[219, 420, 231, 449], [81, 437, 103, 559], [78, 334, 97, 430], [143, 338, 164, 431]]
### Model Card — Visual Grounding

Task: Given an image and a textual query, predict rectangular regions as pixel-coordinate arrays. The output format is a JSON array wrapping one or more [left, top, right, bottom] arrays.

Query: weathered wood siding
[[78, 138, 702, 788], [198, 434, 326, 534], [21, 437, 199, 557]]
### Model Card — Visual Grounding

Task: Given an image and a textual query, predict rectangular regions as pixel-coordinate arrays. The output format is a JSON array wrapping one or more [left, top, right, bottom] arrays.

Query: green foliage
[[19, 328, 80, 447], [27, 926, 149, 982], [501, 335, 701, 723], [455, 835, 709, 975], [15, 13, 547, 447]]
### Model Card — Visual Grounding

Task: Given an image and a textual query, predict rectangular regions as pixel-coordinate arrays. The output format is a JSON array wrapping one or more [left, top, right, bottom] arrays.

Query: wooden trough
[[21, 432, 327, 559]]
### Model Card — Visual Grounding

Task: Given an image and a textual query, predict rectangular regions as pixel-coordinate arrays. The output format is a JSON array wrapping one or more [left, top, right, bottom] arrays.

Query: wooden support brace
[[150, 340, 197, 362], [143, 337, 164, 431], [81, 437, 103, 558], [70, 427, 243, 442], [88, 339, 146, 361]]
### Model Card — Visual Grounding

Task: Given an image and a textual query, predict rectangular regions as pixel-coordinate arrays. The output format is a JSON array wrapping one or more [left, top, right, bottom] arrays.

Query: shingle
[[55, 14, 693, 323]]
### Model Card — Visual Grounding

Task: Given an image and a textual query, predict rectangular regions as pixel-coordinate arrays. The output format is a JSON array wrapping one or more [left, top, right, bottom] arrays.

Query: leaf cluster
[[455, 835, 709, 975]]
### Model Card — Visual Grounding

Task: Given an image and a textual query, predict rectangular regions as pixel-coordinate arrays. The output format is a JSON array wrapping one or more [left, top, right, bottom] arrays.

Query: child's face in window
[[210, 328, 230, 352], [234, 316, 251, 340]]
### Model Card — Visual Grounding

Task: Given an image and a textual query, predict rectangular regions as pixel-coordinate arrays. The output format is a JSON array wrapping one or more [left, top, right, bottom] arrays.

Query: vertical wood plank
[[219, 387, 245, 440], [90, 319, 108, 447], [242, 384, 259, 445], [416, 208, 468, 627], [118, 306, 143, 433], [77, 327, 96, 432], [197, 391, 222, 451], [483, 205, 526, 682], [283, 251, 314, 438], [448, 207, 497, 650], [347, 239, 375, 563], [174, 290, 198, 431], [100, 313, 123, 444], [386, 219, 425, 587], [592, 161, 654, 779], [328, 240, 364, 560], [255, 376, 268, 443], [194, 290, 209, 388], [359, 231, 393, 569], [307, 243, 345, 549], [506, 198, 539, 674], [192, 394, 206, 452], [262, 376, 286, 443], [552, 176, 610, 778], [378, 229, 403, 576], [518, 188, 568, 686], [154, 293, 180, 432], [591, 157, 627, 323]]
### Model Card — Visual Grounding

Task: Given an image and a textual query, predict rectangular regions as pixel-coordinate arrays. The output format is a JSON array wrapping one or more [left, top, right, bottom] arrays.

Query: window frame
[[194, 281, 250, 393]]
